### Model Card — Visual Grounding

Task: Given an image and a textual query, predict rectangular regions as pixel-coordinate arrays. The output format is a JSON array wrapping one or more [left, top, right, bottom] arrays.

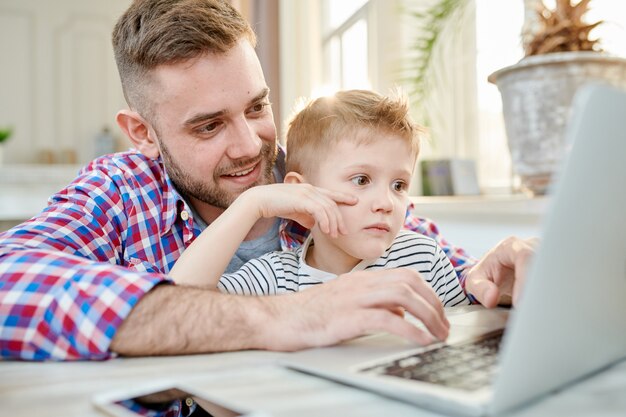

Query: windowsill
[[410, 194, 548, 220], [409, 195, 546, 257], [0, 164, 82, 184], [0, 164, 82, 222]]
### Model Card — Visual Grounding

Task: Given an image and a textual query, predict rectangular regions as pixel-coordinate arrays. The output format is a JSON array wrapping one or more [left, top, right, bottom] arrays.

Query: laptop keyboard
[[361, 329, 504, 391]]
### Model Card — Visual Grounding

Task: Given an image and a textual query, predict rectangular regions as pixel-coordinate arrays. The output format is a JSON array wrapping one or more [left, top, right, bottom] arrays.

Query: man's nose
[[227, 117, 262, 160]]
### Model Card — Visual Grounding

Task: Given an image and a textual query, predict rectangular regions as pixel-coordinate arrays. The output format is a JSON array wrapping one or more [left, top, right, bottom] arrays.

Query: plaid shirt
[[0, 150, 476, 361]]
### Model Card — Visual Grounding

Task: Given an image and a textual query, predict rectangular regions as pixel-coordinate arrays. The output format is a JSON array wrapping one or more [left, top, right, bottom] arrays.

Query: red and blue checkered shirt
[[0, 150, 476, 361]]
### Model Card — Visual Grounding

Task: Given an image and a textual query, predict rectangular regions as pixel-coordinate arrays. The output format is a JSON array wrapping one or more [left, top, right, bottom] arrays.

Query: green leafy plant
[[0, 127, 12, 144], [405, 0, 603, 105], [404, 0, 469, 107]]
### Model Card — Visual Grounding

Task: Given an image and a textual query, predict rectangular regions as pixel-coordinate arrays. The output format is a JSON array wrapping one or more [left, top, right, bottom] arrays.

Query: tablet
[[92, 380, 270, 417]]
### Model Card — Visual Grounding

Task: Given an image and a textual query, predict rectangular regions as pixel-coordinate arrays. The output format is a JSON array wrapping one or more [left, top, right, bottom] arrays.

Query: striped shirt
[[0, 149, 476, 360], [219, 230, 470, 307]]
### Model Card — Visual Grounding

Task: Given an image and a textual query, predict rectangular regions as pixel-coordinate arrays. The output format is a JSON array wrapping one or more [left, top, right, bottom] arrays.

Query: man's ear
[[116, 109, 160, 159], [284, 171, 306, 184]]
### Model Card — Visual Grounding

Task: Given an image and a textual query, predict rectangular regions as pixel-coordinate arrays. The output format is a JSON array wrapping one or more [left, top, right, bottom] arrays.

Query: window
[[321, 0, 371, 91], [475, 0, 524, 190]]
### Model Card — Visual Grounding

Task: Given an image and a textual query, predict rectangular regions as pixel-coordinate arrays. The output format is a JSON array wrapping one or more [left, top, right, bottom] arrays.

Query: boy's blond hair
[[285, 90, 422, 176]]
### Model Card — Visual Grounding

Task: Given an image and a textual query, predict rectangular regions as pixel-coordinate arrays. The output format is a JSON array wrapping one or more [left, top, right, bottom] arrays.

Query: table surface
[[2, 338, 626, 417]]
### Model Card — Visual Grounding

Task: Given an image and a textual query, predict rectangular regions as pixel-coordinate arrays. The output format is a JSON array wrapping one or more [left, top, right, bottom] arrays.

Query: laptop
[[282, 83, 626, 416]]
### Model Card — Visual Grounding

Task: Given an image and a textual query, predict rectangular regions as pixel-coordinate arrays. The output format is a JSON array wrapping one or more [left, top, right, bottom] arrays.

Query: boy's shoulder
[[248, 247, 302, 271], [381, 230, 441, 260], [393, 229, 438, 248]]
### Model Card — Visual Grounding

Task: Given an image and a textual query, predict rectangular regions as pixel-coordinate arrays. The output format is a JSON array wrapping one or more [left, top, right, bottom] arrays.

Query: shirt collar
[[159, 159, 195, 241]]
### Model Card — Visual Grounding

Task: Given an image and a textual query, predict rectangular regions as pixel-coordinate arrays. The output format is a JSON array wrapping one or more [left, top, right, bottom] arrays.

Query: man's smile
[[225, 164, 256, 177], [220, 160, 262, 184]]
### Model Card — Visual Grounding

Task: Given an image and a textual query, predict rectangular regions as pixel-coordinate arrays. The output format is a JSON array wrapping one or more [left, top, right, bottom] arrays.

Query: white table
[[2, 342, 626, 416]]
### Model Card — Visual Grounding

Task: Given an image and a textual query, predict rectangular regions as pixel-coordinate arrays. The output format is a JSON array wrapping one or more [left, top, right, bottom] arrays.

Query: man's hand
[[112, 268, 447, 356], [244, 183, 357, 237], [464, 237, 538, 308], [258, 268, 450, 351]]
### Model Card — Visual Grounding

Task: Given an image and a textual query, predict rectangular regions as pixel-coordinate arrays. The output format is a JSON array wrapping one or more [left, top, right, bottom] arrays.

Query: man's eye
[[351, 175, 370, 186], [201, 122, 220, 133], [392, 180, 407, 192], [251, 102, 268, 113]]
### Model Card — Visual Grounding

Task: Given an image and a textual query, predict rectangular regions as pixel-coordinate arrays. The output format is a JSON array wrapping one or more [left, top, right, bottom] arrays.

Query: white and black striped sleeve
[[430, 244, 470, 307], [217, 252, 284, 296]]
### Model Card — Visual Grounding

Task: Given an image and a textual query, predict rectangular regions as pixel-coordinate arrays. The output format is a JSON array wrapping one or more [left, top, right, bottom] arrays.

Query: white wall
[[0, 0, 131, 165]]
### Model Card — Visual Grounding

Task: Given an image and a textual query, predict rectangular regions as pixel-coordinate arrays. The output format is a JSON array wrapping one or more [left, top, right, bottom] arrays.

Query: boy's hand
[[244, 183, 358, 237]]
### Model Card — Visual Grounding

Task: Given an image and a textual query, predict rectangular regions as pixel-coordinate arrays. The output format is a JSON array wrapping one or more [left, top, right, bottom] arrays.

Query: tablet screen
[[103, 386, 246, 417]]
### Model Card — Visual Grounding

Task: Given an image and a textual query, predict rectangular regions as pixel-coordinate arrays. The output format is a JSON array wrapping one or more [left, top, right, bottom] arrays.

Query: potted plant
[[488, 0, 626, 195], [0, 126, 12, 166]]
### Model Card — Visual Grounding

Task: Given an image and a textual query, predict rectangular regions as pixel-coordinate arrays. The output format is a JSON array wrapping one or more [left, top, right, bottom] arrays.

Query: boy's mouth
[[363, 223, 391, 233]]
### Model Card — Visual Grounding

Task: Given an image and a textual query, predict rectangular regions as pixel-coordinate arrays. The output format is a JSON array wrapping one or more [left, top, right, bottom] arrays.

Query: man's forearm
[[109, 284, 269, 355], [111, 267, 456, 356]]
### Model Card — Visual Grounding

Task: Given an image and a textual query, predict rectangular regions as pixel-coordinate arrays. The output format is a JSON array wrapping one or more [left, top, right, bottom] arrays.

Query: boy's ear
[[284, 171, 306, 184], [116, 109, 160, 159]]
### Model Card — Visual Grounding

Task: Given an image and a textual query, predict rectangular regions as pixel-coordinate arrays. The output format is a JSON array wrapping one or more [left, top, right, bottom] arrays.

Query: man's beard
[[159, 139, 278, 209]]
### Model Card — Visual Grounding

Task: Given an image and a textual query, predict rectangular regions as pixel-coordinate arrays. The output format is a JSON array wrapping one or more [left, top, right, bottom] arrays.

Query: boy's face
[[308, 130, 415, 264]]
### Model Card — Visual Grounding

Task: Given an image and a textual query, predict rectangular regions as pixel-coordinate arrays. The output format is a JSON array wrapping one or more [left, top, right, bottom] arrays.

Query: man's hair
[[112, 0, 256, 119], [285, 89, 422, 175]]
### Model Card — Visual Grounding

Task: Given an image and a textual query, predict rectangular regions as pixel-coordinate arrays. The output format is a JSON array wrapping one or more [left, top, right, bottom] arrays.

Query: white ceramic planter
[[489, 52, 626, 195]]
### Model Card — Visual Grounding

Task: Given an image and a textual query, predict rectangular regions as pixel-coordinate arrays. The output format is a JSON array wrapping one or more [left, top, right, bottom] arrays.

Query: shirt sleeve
[[218, 254, 281, 296], [0, 168, 170, 361], [403, 203, 478, 302], [428, 245, 470, 307]]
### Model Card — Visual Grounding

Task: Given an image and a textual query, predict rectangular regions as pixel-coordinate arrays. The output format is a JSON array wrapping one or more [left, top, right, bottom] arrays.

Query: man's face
[[308, 131, 415, 265], [147, 40, 277, 210]]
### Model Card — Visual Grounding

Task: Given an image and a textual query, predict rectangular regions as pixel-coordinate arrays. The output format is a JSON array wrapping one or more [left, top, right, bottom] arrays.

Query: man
[[0, 0, 535, 360]]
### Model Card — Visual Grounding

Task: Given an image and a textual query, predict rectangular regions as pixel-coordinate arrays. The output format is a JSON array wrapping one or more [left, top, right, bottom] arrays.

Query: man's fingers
[[468, 278, 499, 308], [274, 268, 453, 350], [346, 268, 450, 340], [464, 236, 537, 308], [386, 269, 446, 321], [350, 273, 449, 341], [359, 309, 437, 346], [512, 237, 538, 305]]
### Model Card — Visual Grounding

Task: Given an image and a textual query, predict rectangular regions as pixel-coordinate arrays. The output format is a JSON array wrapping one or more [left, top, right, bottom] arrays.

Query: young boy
[[171, 90, 469, 307]]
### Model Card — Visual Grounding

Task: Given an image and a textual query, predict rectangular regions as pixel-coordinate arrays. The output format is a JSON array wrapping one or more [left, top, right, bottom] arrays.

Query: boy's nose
[[227, 117, 262, 160], [371, 188, 394, 213]]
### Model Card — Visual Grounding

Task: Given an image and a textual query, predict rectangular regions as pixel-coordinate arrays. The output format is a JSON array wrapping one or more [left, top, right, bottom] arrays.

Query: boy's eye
[[350, 175, 370, 186], [392, 180, 407, 192]]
